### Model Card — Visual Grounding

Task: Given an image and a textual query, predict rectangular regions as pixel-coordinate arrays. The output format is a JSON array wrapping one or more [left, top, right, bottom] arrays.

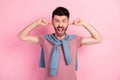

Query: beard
[[54, 26, 68, 37]]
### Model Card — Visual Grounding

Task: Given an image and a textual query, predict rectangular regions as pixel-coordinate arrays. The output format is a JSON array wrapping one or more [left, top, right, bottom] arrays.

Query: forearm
[[18, 20, 40, 39], [17, 18, 48, 43]]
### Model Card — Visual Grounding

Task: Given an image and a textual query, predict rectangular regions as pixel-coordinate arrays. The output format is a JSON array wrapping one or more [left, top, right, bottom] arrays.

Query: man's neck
[[54, 33, 66, 40]]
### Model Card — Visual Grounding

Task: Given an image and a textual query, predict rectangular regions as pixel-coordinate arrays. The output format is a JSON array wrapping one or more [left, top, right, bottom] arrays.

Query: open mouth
[[55, 26, 67, 36], [57, 27, 64, 32]]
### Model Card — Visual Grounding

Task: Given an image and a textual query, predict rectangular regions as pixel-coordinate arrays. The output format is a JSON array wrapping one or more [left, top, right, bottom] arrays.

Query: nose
[[58, 22, 63, 27]]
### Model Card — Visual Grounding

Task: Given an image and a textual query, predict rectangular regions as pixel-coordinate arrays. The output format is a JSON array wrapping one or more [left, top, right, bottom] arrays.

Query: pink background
[[0, 0, 120, 80]]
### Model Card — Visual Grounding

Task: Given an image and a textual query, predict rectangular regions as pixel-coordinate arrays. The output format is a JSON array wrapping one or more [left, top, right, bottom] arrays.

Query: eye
[[54, 19, 59, 23], [63, 20, 67, 23]]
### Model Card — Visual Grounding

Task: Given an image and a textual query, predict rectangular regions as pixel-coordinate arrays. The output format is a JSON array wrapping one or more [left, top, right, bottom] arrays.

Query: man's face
[[52, 15, 69, 37]]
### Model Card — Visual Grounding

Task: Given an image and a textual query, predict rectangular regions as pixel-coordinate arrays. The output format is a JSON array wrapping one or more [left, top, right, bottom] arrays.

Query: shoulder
[[71, 34, 83, 47]]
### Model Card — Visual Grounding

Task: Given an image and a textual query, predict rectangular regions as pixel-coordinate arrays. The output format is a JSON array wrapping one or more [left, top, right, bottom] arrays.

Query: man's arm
[[73, 18, 103, 45], [17, 18, 49, 44]]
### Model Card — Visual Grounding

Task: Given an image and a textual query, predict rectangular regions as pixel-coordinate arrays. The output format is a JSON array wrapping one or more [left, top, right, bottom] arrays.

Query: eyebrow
[[54, 18, 68, 21]]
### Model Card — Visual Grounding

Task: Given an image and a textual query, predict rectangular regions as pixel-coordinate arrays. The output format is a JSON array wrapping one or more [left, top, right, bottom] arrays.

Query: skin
[[18, 15, 103, 45], [52, 15, 69, 40]]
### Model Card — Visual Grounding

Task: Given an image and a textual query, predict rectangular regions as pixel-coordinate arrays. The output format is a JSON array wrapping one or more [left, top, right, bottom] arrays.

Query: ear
[[49, 20, 53, 25], [69, 22, 74, 25]]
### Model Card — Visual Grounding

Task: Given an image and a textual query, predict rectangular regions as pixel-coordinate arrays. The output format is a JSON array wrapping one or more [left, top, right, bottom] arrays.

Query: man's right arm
[[17, 18, 49, 44]]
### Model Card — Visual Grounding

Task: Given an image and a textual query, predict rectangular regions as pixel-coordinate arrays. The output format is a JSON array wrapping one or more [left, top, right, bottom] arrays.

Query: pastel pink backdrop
[[0, 0, 120, 80]]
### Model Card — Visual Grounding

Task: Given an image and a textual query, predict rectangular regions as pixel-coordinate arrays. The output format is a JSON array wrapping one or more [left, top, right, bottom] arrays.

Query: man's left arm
[[73, 18, 103, 45]]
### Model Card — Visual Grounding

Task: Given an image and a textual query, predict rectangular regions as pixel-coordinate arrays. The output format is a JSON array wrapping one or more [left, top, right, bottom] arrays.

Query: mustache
[[57, 26, 64, 28]]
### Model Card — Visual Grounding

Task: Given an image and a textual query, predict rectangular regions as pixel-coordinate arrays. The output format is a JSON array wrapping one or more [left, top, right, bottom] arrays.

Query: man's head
[[52, 7, 70, 37], [52, 7, 70, 19]]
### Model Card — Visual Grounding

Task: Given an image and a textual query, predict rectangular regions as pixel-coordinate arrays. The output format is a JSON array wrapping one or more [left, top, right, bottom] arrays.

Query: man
[[18, 7, 103, 80]]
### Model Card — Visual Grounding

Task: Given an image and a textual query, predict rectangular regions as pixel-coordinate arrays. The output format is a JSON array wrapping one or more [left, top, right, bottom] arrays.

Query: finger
[[42, 19, 47, 23], [75, 18, 80, 22], [42, 19, 49, 25]]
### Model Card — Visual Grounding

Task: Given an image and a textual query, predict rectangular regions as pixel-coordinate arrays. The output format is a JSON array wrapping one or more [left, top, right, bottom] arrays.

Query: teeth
[[58, 28, 63, 32]]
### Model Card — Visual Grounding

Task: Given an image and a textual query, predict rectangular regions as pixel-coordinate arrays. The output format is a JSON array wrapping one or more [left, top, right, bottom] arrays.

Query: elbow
[[17, 34, 21, 40], [96, 36, 104, 43], [17, 34, 25, 41], [99, 35, 104, 42]]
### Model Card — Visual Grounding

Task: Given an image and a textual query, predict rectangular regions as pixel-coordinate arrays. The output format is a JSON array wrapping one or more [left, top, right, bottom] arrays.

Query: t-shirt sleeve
[[38, 35, 45, 47], [75, 35, 83, 48]]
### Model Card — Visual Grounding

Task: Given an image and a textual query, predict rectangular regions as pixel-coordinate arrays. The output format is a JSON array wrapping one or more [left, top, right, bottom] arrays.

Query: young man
[[18, 7, 103, 80]]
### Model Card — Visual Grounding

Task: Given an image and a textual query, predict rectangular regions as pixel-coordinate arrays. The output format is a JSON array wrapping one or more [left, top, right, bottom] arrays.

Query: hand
[[37, 18, 49, 26], [72, 18, 85, 26]]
